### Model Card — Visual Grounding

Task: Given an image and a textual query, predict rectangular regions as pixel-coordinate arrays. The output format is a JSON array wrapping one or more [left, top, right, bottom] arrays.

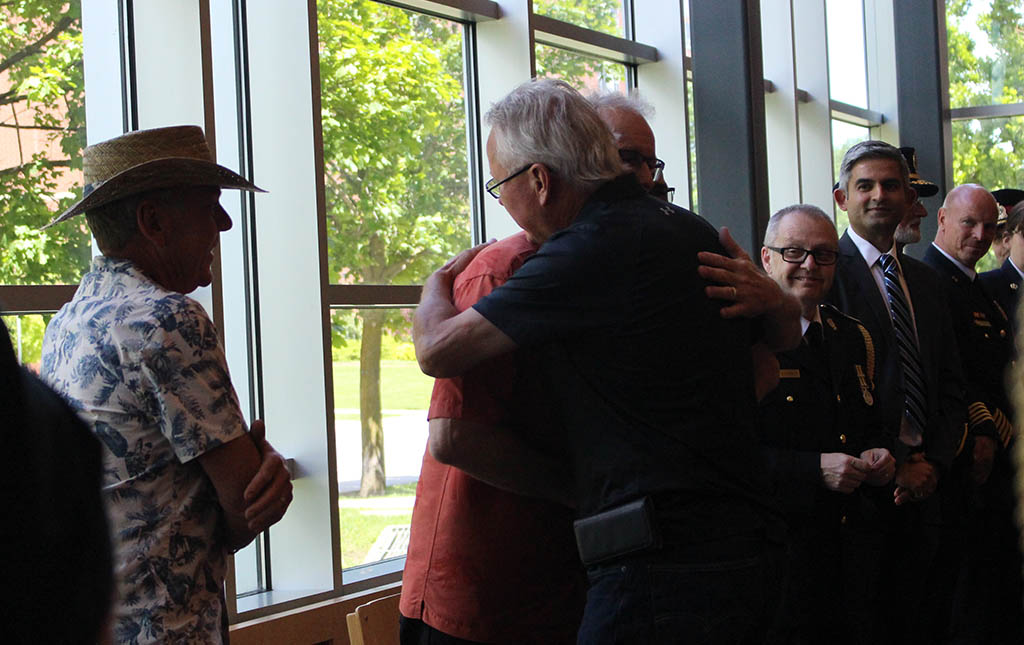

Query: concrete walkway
[[335, 409, 428, 494]]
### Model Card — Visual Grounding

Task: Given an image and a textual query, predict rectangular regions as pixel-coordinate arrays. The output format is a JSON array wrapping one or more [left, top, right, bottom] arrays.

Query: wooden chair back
[[345, 592, 401, 645]]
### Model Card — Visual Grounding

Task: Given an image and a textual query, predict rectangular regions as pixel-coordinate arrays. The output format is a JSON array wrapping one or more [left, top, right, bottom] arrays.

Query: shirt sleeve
[[473, 227, 624, 348], [428, 244, 532, 423], [140, 298, 247, 463]]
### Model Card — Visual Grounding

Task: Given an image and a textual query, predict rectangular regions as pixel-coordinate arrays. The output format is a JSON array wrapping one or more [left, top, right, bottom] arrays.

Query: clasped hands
[[821, 448, 895, 494], [893, 453, 938, 506], [243, 420, 294, 532]]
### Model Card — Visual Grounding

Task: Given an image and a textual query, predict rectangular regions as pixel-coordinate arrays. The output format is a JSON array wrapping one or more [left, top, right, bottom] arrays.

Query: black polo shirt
[[474, 175, 778, 543]]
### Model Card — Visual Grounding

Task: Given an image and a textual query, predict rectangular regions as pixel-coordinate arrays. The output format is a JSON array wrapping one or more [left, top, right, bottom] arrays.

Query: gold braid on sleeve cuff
[[992, 408, 1015, 447]]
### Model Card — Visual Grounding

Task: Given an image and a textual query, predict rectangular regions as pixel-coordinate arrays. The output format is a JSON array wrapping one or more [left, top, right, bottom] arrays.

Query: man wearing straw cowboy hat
[[40, 125, 292, 644]]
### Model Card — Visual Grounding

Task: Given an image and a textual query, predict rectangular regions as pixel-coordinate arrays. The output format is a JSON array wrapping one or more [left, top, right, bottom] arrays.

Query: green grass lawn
[[332, 360, 434, 410], [339, 483, 418, 567]]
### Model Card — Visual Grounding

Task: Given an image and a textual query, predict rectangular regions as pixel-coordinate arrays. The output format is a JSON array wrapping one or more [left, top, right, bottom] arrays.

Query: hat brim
[[44, 157, 266, 229], [993, 188, 1024, 208], [910, 179, 938, 198]]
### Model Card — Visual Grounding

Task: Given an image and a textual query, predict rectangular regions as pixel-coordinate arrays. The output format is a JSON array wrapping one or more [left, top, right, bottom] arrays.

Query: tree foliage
[[317, 0, 471, 495], [948, 0, 1024, 189], [947, 0, 1024, 271], [0, 1, 89, 286], [533, 0, 626, 86]]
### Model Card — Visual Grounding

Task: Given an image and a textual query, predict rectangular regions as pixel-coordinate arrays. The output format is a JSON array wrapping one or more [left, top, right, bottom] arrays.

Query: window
[[0, 0, 87, 354], [535, 43, 628, 92], [316, 0, 472, 576], [826, 0, 868, 110], [533, 0, 628, 38], [946, 0, 1024, 271], [831, 120, 871, 233]]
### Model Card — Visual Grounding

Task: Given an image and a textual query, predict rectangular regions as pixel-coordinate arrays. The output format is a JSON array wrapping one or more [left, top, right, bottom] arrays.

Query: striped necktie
[[878, 253, 927, 439]]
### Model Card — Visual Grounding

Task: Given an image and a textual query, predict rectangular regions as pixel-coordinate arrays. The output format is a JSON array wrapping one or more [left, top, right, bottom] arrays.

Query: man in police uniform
[[989, 188, 1024, 265], [980, 200, 1024, 329], [921, 184, 1021, 642], [759, 204, 895, 644], [893, 147, 939, 253]]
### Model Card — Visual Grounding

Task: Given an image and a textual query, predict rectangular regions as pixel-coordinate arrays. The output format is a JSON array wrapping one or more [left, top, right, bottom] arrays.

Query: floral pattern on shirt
[[41, 256, 246, 645]]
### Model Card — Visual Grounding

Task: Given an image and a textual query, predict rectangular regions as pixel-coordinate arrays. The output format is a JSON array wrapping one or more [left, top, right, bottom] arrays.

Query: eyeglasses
[[618, 149, 665, 175], [485, 164, 532, 199], [650, 184, 676, 204], [766, 246, 839, 266]]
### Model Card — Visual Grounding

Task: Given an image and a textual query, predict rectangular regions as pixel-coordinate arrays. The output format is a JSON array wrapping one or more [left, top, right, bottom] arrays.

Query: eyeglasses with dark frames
[[618, 149, 665, 174], [766, 246, 839, 266], [485, 164, 532, 200]]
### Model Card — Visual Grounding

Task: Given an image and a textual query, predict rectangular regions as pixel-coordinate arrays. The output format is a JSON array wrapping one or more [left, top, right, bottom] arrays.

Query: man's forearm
[[428, 417, 574, 507], [414, 275, 518, 377], [413, 271, 462, 376]]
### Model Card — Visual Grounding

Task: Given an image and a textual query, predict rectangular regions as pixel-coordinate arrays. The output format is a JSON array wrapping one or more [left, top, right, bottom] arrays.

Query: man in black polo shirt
[[414, 79, 800, 642]]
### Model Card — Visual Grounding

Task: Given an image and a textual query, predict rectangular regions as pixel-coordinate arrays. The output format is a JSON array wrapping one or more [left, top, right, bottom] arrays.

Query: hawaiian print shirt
[[41, 256, 247, 645]]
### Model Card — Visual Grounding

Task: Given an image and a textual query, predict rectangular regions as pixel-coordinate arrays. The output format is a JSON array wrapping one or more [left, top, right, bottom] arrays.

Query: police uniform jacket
[[922, 244, 1014, 448], [978, 258, 1022, 334], [759, 303, 891, 525]]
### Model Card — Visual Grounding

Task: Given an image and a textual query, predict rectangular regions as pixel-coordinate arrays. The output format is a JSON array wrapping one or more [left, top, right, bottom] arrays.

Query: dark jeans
[[399, 617, 486, 645], [576, 543, 783, 644]]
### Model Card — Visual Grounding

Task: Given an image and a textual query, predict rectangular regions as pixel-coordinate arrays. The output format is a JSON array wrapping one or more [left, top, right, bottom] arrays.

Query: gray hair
[[763, 204, 835, 246], [836, 140, 909, 195], [588, 90, 654, 119], [85, 187, 178, 252], [486, 78, 622, 192]]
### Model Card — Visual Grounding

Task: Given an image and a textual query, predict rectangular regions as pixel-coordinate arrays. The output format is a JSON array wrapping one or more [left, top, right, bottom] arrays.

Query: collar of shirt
[[847, 226, 895, 269], [931, 242, 976, 280], [1010, 257, 1024, 281], [799, 308, 823, 336]]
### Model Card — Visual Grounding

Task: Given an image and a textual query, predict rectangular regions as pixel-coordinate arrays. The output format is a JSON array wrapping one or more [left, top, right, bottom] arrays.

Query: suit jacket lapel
[[839, 232, 892, 338]]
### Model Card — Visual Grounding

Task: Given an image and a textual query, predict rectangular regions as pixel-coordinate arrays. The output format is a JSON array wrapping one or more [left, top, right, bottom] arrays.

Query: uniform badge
[[826, 318, 837, 330], [779, 368, 801, 379], [854, 364, 873, 406]]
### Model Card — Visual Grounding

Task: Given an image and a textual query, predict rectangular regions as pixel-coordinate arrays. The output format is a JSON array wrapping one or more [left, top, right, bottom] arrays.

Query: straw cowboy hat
[[44, 125, 264, 228]]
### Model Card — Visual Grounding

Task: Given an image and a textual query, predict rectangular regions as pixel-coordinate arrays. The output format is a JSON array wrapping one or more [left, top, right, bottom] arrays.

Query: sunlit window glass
[[331, 308, 427, 571], [0, 1, 89, 286], [2, 314, 50, 368], [533, 0, 627, 38], [947, 0, 1024, 109], [831, 119, 871, 234], [826, 0, 868, 109], [317, 0, 471, 288], [534, 44, 628, 95]]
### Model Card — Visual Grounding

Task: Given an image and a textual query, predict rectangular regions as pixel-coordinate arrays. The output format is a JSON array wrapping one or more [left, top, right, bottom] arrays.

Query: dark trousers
[[769, 519, 883, 645], [877, 496, 941, 645], [399, 617, 486, 645], [575, 542, 783, 644]]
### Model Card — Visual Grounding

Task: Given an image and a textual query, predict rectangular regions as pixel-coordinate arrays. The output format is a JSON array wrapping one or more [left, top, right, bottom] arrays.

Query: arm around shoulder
[[414, 272, 518, 377]]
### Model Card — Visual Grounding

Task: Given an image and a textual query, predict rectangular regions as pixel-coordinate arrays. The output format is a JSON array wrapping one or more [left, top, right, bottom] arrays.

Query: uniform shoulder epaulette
[[821, 304, 876, 380], [819, 302, 862, 328]]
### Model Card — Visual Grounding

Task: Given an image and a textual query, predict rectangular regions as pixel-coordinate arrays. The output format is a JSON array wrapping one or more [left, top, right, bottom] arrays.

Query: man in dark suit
[[759, 204, 894, 644], [980, 200, 1024, 330], [827, 140, 965, 644], [922, 184, 1022, 642]]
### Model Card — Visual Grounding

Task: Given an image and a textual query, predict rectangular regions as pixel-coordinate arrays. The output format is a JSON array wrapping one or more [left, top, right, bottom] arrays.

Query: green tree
[[0, 1, 90, 286], [317, 0, 470, 496], [947, 0, 1024, 272], [533, 0, 626, 85]]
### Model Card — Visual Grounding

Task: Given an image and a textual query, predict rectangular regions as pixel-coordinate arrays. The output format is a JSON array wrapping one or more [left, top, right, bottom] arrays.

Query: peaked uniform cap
[[44, 125, 264, 228], [898, 147, 938, 198]]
